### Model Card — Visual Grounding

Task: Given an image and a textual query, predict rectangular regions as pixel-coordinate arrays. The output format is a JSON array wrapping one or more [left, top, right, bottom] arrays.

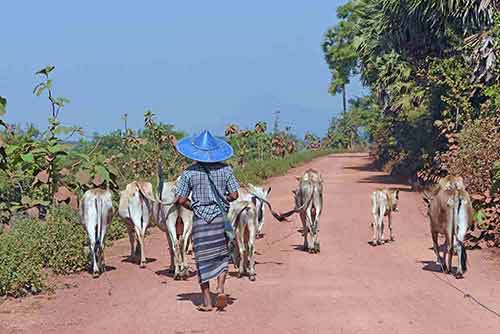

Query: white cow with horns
[[80, 188, 114, 278], [118, 181, 159, 268], [155, 180, 193, 280]]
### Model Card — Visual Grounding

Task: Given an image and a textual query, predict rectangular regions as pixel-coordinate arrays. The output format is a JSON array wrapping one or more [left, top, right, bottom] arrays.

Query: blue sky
[[1, 1, 365, 138]]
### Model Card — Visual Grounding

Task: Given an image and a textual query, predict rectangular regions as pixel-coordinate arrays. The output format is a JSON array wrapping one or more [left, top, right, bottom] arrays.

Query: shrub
[[0, 205, 87, 296], [0, 218, 46, 297], [43, 206, 87, 274], [106, 217, 127, 244]]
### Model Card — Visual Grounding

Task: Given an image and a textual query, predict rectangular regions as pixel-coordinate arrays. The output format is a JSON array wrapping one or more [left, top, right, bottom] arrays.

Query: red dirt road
[[1, 153, 500, 334]]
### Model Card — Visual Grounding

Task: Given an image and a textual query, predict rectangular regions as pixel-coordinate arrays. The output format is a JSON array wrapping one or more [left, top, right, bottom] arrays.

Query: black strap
[[200, 164, 228, 215]]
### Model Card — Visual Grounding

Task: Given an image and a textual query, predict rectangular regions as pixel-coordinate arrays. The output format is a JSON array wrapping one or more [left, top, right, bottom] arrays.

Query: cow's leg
[[247, 221, 257, 281], [371, 211, 379, 245], [165, 212, 178, 276], [98, 221, 108, 273], [431, 231, 445, 272], [166, 215, 182, 279], [133, 225, 146, 268], [388, 212, 394, 242], [179, 209, 193, 278], [126, 221, 136, 259], [236, 223, 246, 278], [377, 208, 385, 245], [444, 233, 452, 274], [300, 212, 308, 251]]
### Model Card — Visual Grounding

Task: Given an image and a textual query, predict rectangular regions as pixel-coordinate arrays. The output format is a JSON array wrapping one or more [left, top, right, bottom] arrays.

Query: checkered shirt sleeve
[[225, 166, 239, 193], [176, 171, 192, 198]]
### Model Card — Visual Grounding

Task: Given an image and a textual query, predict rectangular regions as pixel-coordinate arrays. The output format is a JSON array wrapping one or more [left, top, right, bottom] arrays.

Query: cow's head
[[390, 189, 400, 212], [247, 183, 272, 238]]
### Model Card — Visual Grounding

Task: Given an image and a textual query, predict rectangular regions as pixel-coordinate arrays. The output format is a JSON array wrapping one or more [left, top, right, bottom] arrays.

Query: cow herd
[[371, 175, 474, 279], [79, 168, 473, 282]]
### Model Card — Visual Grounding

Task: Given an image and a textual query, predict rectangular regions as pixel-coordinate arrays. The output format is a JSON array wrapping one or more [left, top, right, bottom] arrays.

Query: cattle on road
[[155, 181, 193, 280], [80, 188, 114, 277], [370, 188, 399, 245], [423, 176, 474, 278], [118, 181, 158, 268], [228, 199, 258, 281]]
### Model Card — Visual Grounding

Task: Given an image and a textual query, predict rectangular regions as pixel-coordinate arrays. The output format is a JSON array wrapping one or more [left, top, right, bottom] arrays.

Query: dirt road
[[1, 153, 500, 334]]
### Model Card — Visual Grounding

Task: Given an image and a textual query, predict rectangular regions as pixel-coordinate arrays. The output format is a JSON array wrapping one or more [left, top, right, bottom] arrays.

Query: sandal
[[197, 305, 213, 312], [216, 293, 227, 311]]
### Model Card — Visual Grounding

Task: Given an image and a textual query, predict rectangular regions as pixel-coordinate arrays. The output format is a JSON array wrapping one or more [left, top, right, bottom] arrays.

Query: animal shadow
[[155, 268, 197, 280], [121, 256, 157, 264], [177, 292, 237, 308], [419, 260, 446, 273]]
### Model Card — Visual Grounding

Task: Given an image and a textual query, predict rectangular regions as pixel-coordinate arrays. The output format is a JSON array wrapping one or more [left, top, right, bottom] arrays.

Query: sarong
[[192, 215, 229, 284]]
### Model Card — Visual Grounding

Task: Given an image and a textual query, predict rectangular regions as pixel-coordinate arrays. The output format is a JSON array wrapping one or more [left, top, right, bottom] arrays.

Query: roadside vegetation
[[322, 1, 500, 248], [0, 67, 331, 297]]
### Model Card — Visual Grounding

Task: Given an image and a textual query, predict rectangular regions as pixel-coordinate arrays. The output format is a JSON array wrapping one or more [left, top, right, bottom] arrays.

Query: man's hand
[[226, 191, 239, 202], [176, 196, 192, 210]]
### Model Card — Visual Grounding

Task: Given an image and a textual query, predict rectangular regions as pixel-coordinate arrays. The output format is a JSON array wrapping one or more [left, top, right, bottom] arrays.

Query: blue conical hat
[[176, 130, 234, 162]]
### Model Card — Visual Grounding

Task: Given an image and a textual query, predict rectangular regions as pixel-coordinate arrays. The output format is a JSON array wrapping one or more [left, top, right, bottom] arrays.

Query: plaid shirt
[[176, 162, 239, 222]]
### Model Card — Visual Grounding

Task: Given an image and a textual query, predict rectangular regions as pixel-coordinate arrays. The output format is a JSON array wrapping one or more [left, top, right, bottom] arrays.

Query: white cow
[[228, 199, 258, 281], [118, 181, 158, 268], [155, 181, 193, 280], [370, 188, 400, 245], [292, 169, 323, 253], [80, 188, 113, 277], [239, 184, 272, 239]]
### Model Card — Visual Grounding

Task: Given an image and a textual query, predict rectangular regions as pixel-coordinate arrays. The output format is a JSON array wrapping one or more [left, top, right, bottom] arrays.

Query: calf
[[370, 188, 400, 245], [423, 176, 473, 278], [239, 184, 271, 238], [80, 189, 113, 278], [155, 181, 193, 280], [228, 199, 258, 281], [118, 181, 157, 268], [294, 169, 323, 253]]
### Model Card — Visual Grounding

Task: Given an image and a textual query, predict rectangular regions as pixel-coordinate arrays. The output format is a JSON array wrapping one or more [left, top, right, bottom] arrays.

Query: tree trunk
[[342, 84, 347, 114]]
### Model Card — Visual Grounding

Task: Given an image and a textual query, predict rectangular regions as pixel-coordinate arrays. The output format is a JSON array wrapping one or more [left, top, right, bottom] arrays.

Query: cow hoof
[[249, 275, 256, 282], [390, 237, 395, 242], [92, 272, 99, 279], [140, 263, 146, 269], [455, 273, 464, 280]]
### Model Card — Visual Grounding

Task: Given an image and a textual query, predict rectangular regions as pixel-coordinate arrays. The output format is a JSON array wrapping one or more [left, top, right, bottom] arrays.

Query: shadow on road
[[177, 292, 237, 308], [121, 256, 157, 264], [419, 260, 446, 273], [155, 268, 197, 280]]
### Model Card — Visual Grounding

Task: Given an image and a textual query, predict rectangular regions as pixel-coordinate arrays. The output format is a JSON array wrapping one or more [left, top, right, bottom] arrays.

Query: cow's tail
[[275, 181, 314, 222], [94, 197, 104, 268], [457, 198, 468, 273]]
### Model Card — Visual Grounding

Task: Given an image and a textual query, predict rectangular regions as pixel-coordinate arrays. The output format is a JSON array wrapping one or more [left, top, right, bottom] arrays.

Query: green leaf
[[5, 144, 19, 155], [47, 144, 66, 154], [95, 165, 110, 182], [0, 96, 6, 116], [35, 65, 55, 76], [21, 152, 34, 163]]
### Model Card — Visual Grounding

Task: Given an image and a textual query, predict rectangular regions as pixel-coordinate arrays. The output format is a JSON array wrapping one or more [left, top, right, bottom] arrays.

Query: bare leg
[[200, 282, 212, 310], [216, 272, 227, 310]]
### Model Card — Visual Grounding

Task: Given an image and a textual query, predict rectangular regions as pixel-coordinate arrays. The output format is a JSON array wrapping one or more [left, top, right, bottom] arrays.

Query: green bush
[[0, 205, 87, 297], [235, 150, 331, 185], [44, 206, 87, 275], [0, 218, 46, 297], [106, 217, 127, 244]]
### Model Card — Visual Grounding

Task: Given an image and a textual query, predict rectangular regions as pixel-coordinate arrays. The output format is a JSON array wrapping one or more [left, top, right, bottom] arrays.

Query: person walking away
[[175, 130, 239, 312]]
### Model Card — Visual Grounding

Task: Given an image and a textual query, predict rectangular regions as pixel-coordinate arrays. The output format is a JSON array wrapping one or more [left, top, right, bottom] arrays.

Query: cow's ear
[[295, 176, 301, 181], [267, 187, 272, 195], [423, 197, 430, 205]]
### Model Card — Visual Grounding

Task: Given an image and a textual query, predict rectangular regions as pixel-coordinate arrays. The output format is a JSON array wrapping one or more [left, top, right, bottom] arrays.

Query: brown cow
[[423, 176, 474, 278]]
